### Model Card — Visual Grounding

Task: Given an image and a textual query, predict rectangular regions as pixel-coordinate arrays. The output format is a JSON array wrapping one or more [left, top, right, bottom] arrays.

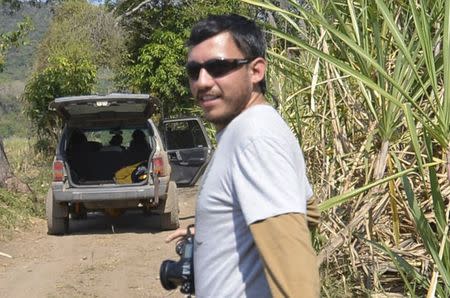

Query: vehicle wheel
[[46, 189, 69, 235], [160, 181, 180, 230]]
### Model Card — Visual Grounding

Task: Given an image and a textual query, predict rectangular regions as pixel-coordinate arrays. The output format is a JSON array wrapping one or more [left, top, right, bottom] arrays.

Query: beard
[[196, 81, 253, 129], [203, 96, 249, 129], [205, 110, 237, 128]]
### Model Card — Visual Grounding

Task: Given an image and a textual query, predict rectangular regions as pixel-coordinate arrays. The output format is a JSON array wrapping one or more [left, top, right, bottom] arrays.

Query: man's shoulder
[[231, 105, 293, 143], [231, 105, 285, 134], [217, 104, 297, 157]]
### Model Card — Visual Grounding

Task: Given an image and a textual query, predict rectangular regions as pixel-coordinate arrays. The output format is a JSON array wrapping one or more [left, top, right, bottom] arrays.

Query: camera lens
[[159, 260, 177, 290]]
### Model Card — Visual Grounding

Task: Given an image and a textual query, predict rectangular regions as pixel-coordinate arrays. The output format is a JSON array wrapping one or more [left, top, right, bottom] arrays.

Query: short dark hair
[[187, 14, 267, 93]]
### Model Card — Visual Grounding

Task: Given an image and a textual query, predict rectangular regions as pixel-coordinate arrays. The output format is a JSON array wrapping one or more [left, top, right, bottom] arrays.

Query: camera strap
[[186, 224, 195, 236]]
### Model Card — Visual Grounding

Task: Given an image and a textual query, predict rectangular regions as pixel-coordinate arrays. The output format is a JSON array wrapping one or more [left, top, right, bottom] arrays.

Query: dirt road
[[0, 186, 199, 298]]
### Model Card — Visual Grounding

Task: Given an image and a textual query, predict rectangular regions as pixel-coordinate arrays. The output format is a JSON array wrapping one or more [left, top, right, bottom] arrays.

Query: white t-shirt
[[194, 104, 313, 297]]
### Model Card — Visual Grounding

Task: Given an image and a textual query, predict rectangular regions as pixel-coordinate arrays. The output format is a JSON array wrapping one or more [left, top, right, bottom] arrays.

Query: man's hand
[[165, 226, 195, 243]]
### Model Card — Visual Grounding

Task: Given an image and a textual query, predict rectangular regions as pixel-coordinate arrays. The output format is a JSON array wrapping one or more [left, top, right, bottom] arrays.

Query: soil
[[0, 186, 199, 298]]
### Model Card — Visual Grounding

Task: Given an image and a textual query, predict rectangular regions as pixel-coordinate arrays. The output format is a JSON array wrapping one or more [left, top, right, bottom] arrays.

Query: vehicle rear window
[[68, 127, 151, 151]]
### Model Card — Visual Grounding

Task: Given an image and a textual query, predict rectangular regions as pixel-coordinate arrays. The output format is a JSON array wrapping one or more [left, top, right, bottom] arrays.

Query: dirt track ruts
[[0, 186, 198, 298]]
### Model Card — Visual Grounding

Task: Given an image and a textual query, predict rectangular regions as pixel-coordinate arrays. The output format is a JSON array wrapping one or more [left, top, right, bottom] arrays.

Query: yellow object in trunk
[[114, 161, 145, 184]]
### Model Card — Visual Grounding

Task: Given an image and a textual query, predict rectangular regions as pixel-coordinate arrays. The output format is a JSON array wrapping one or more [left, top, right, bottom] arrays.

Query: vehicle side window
[[164, 120, 207, 150], [189, 121, 207, 148], [165, 121, 189, 150]]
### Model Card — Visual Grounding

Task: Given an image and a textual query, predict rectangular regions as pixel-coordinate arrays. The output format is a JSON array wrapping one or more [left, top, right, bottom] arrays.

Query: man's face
[[187, 32, 254, 128]]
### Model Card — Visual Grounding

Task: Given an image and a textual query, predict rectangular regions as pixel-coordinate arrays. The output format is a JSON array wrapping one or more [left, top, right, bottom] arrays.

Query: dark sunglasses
[[186, 58, 253, 80]]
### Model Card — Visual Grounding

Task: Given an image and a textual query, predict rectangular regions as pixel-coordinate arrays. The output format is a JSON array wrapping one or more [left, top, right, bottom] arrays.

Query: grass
[[4, 136, 52, 196], [0, 136, 51, 240], [0, 188, 36, 240]]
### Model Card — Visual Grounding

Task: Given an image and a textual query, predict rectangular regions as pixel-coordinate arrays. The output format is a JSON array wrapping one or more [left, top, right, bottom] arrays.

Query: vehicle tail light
[[53, 160, 65, 182], [152, 156, 166, 177]]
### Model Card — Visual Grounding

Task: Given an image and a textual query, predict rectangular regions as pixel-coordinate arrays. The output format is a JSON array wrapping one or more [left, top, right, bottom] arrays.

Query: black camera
[[159, 225, 195, 295]]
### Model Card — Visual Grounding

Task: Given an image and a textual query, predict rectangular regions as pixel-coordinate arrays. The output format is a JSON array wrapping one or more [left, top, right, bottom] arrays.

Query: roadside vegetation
[[2, 0, 450, 296], [245, 0, 450, 296], [23, 0, 126, 149], [0, 137, 49, 240]]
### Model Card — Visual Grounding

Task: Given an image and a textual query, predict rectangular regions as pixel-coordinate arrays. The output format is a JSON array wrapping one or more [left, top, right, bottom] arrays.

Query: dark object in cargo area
[[66, 127, 152, 184]]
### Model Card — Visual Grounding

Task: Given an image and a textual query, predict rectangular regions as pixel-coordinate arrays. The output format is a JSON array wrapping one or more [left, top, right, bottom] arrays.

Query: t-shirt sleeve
[[231, 137, 312, 225], [249, 213, 320, 297]]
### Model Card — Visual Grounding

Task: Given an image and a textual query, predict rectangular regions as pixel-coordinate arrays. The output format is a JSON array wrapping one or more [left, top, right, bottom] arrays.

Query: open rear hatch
[[50, 94, 156, 186], [49, 93, 156, 124]]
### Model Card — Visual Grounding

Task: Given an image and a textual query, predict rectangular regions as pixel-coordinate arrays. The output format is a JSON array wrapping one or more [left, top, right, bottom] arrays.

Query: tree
[[114, 0, 252, 117], [23, 0, 126, 148], [33, 0, 125, 72], [23, 55, 97, 147], [0, 18, 31, 71], [0, 1, 32, 193]]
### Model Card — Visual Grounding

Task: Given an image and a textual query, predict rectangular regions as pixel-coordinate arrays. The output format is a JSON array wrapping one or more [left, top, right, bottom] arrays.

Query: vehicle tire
[[160, 181, 180, 230], [46, 189, 69, 235]]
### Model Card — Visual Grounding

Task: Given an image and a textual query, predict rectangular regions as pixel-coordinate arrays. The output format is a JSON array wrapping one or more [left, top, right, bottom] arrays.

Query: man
[[166, 14, 320, 297]]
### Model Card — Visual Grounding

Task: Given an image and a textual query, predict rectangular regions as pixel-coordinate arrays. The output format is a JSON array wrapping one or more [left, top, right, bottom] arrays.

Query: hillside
[[0, 3, 51, 82], [0, 3, 51, 137]]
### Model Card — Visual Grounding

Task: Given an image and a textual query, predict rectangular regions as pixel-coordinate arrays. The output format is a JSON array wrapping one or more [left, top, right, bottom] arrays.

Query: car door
[[162, 117, 213, 187]]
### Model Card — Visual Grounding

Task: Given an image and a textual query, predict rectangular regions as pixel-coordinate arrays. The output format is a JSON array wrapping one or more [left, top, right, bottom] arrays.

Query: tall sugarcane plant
[[244, 0, 450, 295]]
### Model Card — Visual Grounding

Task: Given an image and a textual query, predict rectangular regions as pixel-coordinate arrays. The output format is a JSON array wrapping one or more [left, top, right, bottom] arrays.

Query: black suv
[[47, 93, 212, 235]]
